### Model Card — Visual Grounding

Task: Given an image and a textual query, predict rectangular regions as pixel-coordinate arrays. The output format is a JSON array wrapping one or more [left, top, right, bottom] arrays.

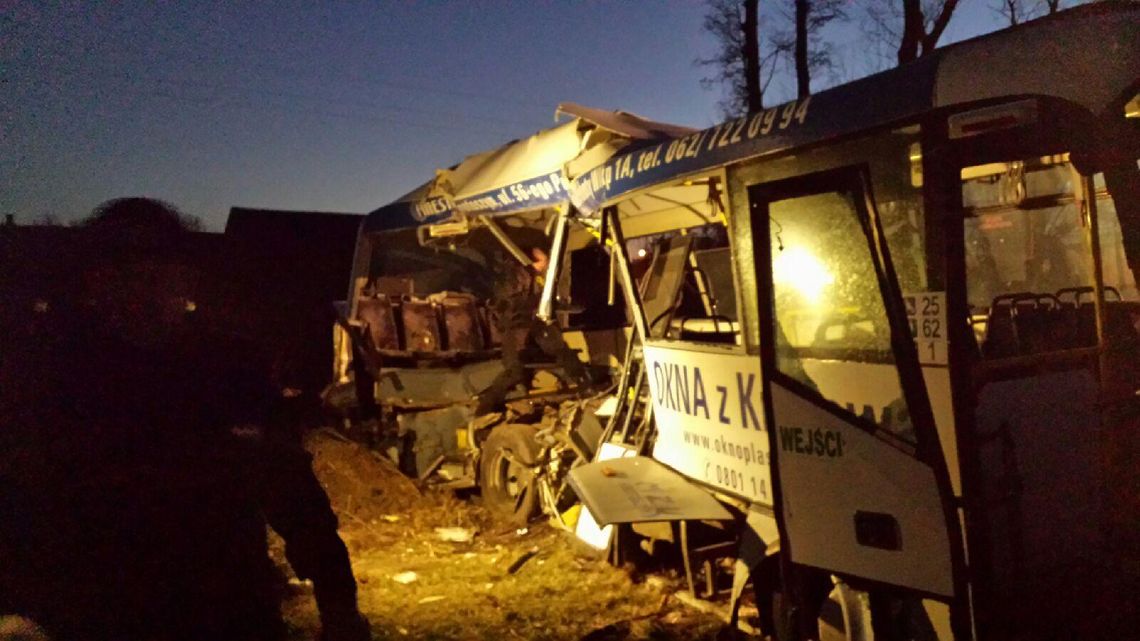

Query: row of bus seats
[[978, 286, 1136, 358], [354, 291, 500, 357]]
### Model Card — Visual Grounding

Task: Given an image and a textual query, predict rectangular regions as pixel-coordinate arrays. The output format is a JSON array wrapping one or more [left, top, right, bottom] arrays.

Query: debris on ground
[[434, 526, 476, 543], [506, 547, 540, 574], [391, 571, 419, 585], [276, 428, 727, 641]]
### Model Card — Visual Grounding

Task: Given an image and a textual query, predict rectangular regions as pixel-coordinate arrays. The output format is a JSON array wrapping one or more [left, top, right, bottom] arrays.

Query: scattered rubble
[[391, 571, 419, 585], [434, 526, 476, 543], [506, 547, 540, 575], [275, 429, 727, 640]]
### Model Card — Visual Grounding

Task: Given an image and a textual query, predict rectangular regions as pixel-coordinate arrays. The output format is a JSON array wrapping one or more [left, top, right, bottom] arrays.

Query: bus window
[[634, 223, 740, 345], [365, 227, 497, 298], [1095, 168, 1140, 302], [562, 243, 627, 330], [962, 157, 1138, 358]]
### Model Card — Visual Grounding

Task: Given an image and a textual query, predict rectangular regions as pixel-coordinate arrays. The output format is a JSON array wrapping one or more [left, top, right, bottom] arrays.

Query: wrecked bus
[[556, 4, 1140, 640], [327, 106, 692, 522]]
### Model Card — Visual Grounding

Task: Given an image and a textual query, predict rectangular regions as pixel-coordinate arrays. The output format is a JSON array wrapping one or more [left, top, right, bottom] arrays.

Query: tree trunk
[[743, 0, 763, 112], [794, 0, 810, 98], [898, 0, 923, 64], [921, 0, 960, 57], [1004, 0, 1020, 26]]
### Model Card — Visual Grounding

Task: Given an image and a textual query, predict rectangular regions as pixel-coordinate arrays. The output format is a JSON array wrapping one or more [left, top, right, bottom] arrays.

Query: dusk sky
[[4, 2, 1045, 230]]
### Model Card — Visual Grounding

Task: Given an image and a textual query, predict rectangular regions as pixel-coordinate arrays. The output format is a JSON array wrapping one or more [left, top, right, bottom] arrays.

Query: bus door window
[[764, 184, 915, 445], [1095, 172, 1140, 301]]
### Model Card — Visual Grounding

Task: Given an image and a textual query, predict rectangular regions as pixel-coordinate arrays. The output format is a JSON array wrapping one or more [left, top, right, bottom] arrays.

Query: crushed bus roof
[[362, 107, 693, 234]]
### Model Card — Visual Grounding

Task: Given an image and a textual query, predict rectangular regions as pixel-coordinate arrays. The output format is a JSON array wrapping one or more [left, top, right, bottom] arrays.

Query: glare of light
[[637, 248, 647, 258], [772, 247, 833, 302]]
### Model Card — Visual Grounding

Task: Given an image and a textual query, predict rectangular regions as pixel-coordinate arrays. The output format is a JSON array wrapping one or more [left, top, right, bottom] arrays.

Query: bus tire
[[479, 424, 541, 525]]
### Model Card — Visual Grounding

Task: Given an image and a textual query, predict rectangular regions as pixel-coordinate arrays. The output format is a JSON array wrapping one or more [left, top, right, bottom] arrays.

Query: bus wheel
[[479, 424, 541, 525]]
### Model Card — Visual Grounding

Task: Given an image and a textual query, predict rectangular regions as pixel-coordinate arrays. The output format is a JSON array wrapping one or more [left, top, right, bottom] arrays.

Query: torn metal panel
[[555, 103, 697, 141], [568, 456, 732, 526]]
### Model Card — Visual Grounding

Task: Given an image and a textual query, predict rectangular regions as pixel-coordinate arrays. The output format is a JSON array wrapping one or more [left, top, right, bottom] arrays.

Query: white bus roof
[[362, 106, 693, 233]]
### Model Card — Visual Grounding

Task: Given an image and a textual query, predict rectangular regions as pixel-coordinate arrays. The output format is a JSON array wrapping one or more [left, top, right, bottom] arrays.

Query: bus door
[[748, 166, 964, 634], [955, 143, 1140, 637]]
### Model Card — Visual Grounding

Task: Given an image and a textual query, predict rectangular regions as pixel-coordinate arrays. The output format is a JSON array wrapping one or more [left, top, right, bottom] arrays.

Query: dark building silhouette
[[3, 208, 362, 398]]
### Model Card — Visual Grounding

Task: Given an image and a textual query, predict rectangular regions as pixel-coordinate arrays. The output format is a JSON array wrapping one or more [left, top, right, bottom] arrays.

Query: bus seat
[[1013, 294, 1061, 354], [1057, 287, 1124, 348], [1056, 286, 1122, 306], [401, 297, 442, 353], [355, 295, 400, 351], [1105, 301, 1140, 346], [982, 295, 1023, 358], [433, 292, 485, 353], [983, 293, 1058, 357], [479, 303, 501, 348]]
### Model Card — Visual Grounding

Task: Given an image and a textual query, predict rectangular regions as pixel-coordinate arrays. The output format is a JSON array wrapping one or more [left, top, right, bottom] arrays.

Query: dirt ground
[[274, 430, 728, 641]]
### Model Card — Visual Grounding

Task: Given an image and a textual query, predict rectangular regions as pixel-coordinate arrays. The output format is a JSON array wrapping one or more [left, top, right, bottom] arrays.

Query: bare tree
[[865, 0, 961, 66], [698, 0, 776, 116], [772, 0, 847, 98], [794, 0, 810, 96], [992, 0, 1065, 26], [743, 0, 763, 112], [994, 0, 1028, 25], [900, 0, 959, 63], [699, 0, 847, 112]]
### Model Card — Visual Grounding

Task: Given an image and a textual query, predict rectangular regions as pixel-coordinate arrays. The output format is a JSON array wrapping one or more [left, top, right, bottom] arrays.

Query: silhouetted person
[[476, 247, 588, 414], [0, 198, 369, 641]]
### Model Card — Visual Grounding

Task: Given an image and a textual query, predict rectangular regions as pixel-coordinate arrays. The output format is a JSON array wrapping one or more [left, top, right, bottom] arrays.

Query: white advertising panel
[[644, 343, 773, 506]]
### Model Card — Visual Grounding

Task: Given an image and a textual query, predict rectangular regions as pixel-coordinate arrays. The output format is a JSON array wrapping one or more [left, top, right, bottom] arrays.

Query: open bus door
[[933, 95, 1140, 639], [748, 167, 966, 640]]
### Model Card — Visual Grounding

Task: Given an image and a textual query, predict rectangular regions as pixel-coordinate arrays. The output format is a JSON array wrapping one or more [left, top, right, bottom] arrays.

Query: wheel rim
[[491, 450, 531, 508]]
